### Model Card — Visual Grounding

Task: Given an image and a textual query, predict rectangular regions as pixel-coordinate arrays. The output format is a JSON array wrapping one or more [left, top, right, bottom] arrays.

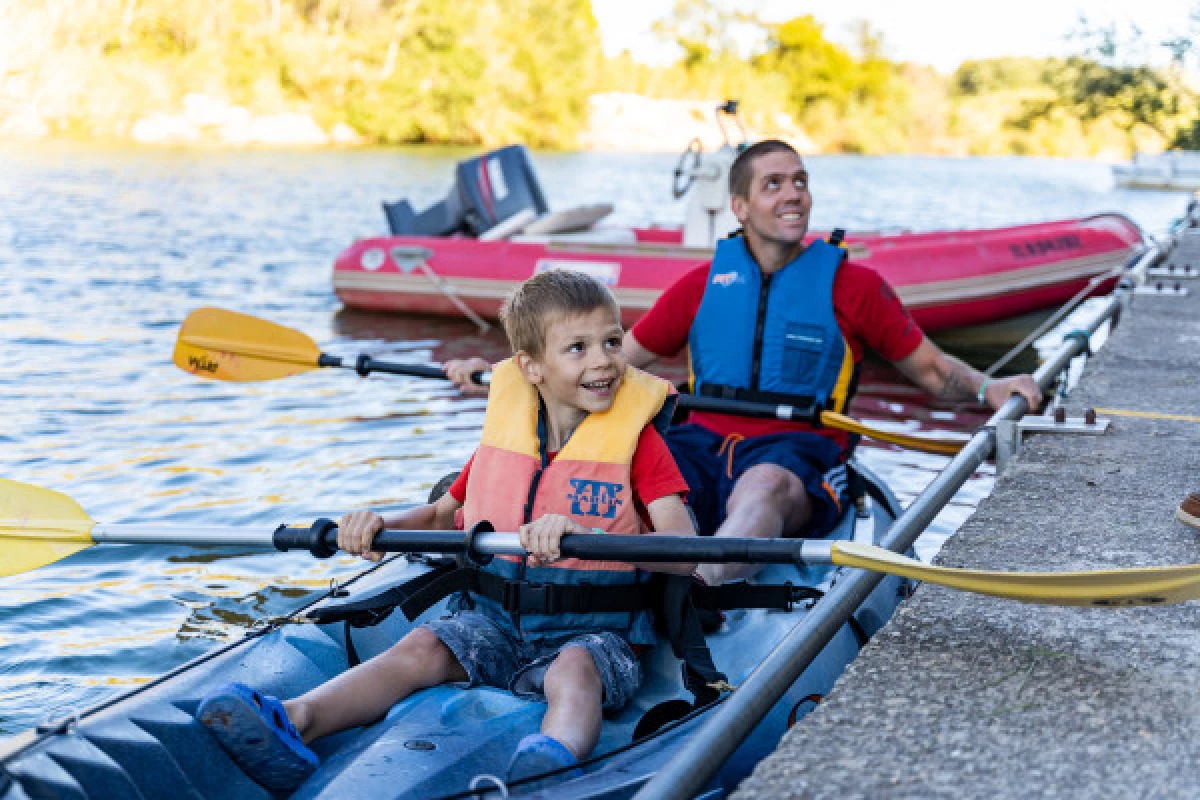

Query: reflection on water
[[0, 143, 1188, 738]]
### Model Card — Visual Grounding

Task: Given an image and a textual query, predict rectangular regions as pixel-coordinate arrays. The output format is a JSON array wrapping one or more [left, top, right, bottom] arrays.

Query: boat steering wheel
[[672, 138, 704, 199]]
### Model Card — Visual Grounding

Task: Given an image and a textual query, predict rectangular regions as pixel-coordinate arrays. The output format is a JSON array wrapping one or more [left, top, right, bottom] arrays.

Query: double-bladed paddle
[[172, 307, 490, 385], [172, 308, 966, 456], [4, 478, 1198, 607]]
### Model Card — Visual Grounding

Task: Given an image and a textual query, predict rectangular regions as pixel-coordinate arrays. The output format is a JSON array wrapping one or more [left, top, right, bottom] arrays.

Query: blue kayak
[[0, 461, 910, 799]]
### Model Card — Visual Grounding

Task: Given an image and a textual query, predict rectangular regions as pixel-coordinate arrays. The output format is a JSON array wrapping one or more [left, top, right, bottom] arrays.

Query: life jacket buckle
[[502, 580, 559, 614]]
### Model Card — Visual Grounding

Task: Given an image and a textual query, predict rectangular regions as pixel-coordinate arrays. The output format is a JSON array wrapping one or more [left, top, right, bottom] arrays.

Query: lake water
[[0, 143, 1190, 738]]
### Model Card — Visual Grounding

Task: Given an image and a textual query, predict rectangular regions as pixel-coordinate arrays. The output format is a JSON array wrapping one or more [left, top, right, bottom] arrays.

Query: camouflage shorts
[[423, 610, 643, 711]]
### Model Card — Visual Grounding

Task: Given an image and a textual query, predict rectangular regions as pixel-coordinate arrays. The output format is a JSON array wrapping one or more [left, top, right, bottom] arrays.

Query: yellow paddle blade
[[820, 411, 966, 456], [831, 541, 1200, 607], [174, 307, 323, 382], [0, 478, 96, 578]]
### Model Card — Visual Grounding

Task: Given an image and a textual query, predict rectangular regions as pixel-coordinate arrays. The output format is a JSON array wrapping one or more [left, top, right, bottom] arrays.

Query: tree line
[[2, 0, 1195, 155]]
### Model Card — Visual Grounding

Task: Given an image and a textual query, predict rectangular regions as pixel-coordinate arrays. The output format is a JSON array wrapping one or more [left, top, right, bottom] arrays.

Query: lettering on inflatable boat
[[1009, 234, 1082, 259], [534, 259, 620, 287], [567, 479, 624, 519], [188, 355, 219, 374]]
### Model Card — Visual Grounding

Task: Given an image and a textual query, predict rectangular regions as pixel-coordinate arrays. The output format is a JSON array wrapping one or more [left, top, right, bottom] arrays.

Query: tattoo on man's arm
[[938, 368, 975, 401]]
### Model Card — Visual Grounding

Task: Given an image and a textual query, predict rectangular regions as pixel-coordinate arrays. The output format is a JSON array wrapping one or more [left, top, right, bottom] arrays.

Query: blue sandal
[[197, 682, 318, 792], [506, 733, 582, 790]]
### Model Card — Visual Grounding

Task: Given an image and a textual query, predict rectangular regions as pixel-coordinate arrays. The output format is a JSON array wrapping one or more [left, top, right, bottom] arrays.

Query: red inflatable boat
[[332, 145, 1143, 334]]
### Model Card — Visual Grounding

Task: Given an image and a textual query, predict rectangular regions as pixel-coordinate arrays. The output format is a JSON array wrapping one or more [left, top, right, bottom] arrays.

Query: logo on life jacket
[[712, 271, 742, 287], [567, 479, 624, 518]]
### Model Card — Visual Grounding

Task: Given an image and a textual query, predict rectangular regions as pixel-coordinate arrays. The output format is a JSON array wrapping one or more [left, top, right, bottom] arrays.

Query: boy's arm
[[339, 492, 463, 562], [382, 491, 462, 530], [519, 497, 696, 574], [628, 493, 697, 575]]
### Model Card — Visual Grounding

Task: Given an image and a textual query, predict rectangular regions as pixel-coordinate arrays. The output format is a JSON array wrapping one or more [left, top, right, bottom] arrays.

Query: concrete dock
[[734, 233, 1200, 798]]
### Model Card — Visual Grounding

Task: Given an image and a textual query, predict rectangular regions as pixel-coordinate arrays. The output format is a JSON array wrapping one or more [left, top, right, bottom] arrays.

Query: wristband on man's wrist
[[977, 378, 992, 406]]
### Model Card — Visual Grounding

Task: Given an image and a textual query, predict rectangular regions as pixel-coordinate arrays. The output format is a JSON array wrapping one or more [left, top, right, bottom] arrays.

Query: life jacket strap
[[696, 382, 821, 412]]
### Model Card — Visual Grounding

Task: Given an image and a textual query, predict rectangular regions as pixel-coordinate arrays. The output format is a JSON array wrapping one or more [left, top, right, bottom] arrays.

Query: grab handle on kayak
[[272, 518, 340, 558]]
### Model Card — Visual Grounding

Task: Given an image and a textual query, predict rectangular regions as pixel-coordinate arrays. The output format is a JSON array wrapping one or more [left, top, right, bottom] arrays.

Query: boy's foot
[[197, 682, 318, 792], [1178, 492, 1200, 532], [506, 733, 582, 791]]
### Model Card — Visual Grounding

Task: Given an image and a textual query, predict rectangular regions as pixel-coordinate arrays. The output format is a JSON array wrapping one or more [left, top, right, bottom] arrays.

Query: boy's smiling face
[[517, 307, 627, 424]]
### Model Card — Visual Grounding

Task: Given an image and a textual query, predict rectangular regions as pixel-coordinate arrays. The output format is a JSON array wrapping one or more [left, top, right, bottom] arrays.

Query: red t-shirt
[[448, 424, 688, 526], [630, 262, 925, 445]]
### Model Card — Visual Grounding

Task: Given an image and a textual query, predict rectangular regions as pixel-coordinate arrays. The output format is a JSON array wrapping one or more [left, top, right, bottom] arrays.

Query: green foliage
[[1, 0, 601, 147], [3, 0, 1196, 156], [625, 3, 1198, 158]]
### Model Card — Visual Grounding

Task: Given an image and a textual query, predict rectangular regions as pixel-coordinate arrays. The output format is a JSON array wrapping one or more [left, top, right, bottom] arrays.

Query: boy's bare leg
[[285, 627, 468, 743], [540, 646, 604, 758], [698, 463, 813, 585]]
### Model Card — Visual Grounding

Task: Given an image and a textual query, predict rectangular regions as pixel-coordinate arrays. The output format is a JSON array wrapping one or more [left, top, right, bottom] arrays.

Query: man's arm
[[892, 338, 1043, 411], [623, 331, 660, 369]]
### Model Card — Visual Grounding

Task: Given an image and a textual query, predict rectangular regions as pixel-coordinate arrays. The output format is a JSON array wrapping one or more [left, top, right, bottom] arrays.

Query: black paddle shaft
[[271, 520, 809, 565], [674, 394, 819, 423], [317, 353, 488, 383]]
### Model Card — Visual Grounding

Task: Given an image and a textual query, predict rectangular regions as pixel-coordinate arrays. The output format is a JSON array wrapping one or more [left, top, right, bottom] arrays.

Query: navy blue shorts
[[664, 424, 850, 537]]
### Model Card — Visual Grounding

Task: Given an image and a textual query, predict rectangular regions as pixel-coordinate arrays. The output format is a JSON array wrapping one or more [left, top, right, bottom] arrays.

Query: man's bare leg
[[698, 464, 813, 585]]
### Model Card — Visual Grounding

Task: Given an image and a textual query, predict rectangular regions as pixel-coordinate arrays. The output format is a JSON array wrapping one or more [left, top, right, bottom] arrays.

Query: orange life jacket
[[462, 358, 674, 641]]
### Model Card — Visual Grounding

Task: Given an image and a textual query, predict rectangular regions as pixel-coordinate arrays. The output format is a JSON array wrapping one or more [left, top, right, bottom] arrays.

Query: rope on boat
[[1092, 408, 1200, 424], [415, 262, 492, 334], [983, 260, 1126, 377]]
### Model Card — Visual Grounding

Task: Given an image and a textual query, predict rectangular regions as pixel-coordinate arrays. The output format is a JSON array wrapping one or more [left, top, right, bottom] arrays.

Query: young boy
[[197, 269, 697, 792]]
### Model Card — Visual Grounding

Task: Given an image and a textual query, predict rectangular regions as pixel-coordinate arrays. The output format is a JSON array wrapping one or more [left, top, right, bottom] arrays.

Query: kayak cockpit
[[0, 462, 908, 800]]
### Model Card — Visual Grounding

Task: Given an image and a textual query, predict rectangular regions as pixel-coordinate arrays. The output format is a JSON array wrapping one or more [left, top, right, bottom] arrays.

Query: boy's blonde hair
[[500, 269, 621, 356]]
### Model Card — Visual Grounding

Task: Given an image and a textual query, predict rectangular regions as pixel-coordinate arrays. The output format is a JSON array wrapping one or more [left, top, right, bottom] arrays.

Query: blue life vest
[[688, 235, 855, 412]]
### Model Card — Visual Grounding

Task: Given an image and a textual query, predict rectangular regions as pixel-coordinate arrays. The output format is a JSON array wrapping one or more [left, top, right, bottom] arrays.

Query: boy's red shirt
[[448, 424, 688, 526], [630, 262, 926, 446]]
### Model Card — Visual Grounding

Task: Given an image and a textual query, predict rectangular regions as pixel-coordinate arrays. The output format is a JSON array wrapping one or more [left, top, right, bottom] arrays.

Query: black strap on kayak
[[306, 558, 461, 628], [308, 566, 826, 700], [312, 567, 824, 628], [661, 575, 728, 707], [310, 565, 663, 628], [844, 461, 898, 518], [692, 581, 823, 611]]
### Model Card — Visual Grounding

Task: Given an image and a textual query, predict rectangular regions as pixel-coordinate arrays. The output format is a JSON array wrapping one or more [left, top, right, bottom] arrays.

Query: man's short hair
[[500, 269, 621, 356], [729, 139, 800, 199]]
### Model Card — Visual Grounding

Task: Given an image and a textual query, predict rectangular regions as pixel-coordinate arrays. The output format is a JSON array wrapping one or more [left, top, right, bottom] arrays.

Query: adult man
[[448, 140, 1042, 584]]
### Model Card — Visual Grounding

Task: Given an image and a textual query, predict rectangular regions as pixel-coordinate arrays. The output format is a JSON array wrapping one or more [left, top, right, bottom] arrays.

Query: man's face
[[730, 150, 812, 247]]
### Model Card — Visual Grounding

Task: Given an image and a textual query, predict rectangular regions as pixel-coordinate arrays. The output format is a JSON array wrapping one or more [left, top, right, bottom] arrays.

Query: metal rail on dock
[[633, 237, 1169, 800]]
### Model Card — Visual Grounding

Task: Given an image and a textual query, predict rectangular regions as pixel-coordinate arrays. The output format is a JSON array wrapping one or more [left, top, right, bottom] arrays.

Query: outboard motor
[[383, 145, 549, 238]]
